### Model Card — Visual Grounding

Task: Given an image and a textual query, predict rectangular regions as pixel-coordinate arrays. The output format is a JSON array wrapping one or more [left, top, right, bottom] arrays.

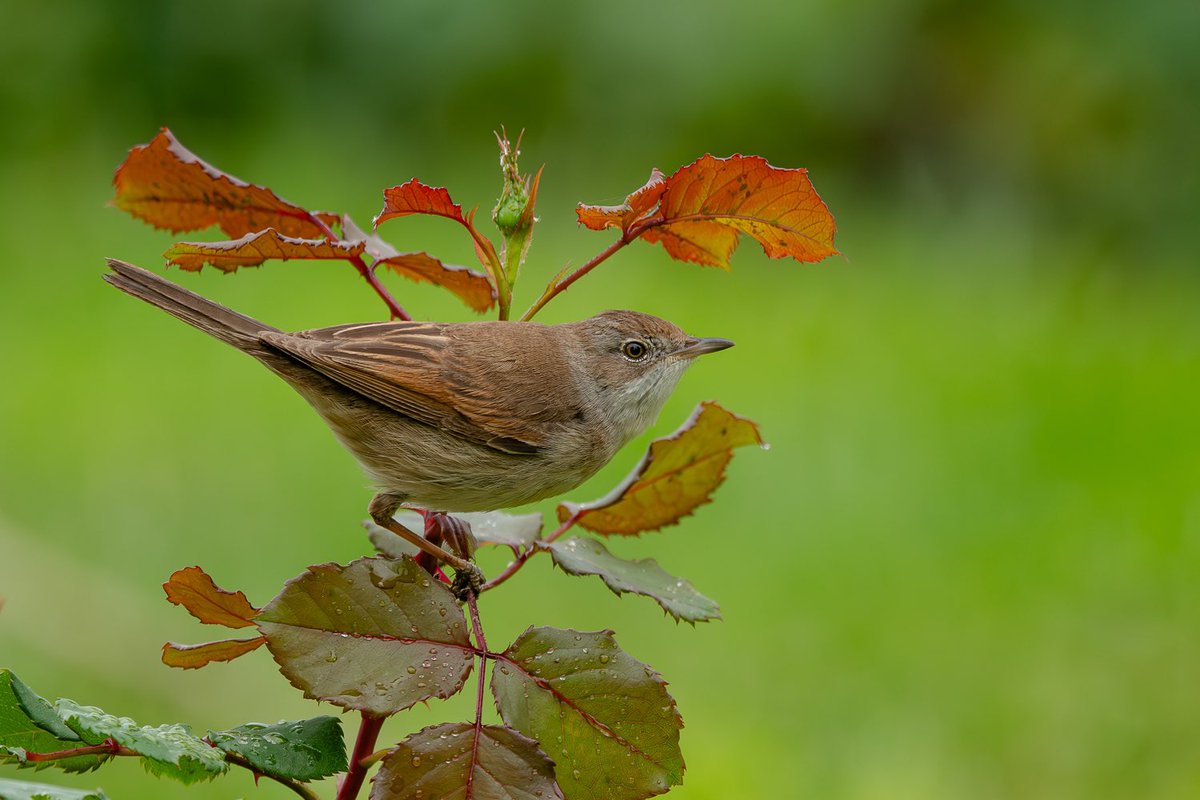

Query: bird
[[103, 259, 732, 574]]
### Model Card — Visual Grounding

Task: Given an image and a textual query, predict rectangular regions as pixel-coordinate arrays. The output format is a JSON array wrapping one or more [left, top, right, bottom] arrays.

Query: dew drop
[[412, 756, 422, 767], [325, 651, 338, 663], [572, 769, 582, 780], [407, 666, 417, 674], [599, 654, 609, 663]]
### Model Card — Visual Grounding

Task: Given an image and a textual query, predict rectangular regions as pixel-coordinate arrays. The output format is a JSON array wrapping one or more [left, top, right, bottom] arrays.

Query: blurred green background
[[1, 1, 1198, 798]]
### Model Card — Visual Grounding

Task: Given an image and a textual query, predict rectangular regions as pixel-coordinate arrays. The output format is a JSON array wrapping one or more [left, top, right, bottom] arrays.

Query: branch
[[222, 750, 322, 800], [18, 738, 135, 762], [479, 511, 581, 592], [519, 218, 657, 321], [306, 213, 411, 321], [465, 592, 488, 800], [336, 713, 386, 800]]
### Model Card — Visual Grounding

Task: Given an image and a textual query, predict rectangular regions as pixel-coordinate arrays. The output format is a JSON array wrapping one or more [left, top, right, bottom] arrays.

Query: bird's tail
[[103, 259, 287, 364]]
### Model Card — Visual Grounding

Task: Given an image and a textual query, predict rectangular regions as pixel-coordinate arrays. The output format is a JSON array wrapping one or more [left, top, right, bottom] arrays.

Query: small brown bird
[[104, 260, 732, 528]]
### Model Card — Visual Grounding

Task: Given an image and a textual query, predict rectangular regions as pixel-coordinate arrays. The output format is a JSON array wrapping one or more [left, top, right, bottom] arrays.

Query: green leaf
[[546, 538, 720, 624], [370, 722, 562, 800], [0, 778, 108, 800], [455, 511, 543, 554], [54, 700, 226, 785], [5, 675, 77, 743], [256, 556, 475, 715], [492, 628, 684, 800], [208, 717, 346, 783], [0, 672, 106, 774]]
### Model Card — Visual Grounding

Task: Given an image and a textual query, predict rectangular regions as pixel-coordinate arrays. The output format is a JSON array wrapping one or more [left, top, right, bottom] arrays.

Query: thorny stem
[[222, 750, 322, 800], [374, 514, 480, 577], [465, 592, 488, 799], [306, 213, 411, 321], [336, 712, 386, 800], [20, 739, 321, 800], [19, 738, 136, 762], [519, 217, 658, 321], [480, 511, 582, 593]]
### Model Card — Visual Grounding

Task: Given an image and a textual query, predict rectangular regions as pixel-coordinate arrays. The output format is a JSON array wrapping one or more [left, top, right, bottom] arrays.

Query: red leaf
[[558, 401, 765, 535], [375, 252, 497, 313], [161, 637, 265, 670], [163, 566, 259, 629], [113, 128, 338, 238], [576, 168, 667, 233], [578, 155, 838, 269], [164, 229, 365, 273], [373, 179, 500, 272]]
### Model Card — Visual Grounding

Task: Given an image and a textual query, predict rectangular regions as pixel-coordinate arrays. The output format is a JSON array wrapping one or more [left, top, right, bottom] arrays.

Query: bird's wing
[[259, 322, 543, 455]]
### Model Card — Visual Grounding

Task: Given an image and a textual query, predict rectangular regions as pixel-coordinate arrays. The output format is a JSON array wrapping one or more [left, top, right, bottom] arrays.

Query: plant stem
[[519, 218, 657, 321], [465, 592, 488, 800], [479, 512, 581, 592], [222, 750, 322, 800], [336, 713, 386, 800], [307, 213, 411, 321], [19, 738, 136, 762]]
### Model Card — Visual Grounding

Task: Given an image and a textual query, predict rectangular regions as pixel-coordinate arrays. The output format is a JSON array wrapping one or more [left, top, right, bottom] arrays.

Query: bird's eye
[[622, 340, 649, 360]]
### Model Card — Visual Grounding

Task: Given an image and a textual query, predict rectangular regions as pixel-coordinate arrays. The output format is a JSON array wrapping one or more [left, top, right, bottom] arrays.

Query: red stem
[[20, 738, 135, 761], [307, 213, 411, 321], [480, 512, 581, 592], [465, 593, 488, 799], [337, 713, 386, 800], [519, 218, 657, 321]]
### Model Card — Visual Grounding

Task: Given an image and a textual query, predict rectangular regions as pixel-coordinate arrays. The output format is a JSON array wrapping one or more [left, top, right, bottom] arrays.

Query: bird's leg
[[369, 493, 484, 594]]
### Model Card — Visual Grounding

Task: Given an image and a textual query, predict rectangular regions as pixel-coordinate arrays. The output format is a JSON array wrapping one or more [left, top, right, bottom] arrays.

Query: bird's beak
[[679, 337, 735, 358]]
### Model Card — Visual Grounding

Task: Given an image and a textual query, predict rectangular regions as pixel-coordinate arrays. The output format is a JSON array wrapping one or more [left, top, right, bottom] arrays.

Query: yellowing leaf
[[576, 168, 667, 233], [162, 566, 259, 629], [161, 637, 266, 670], [113, 128, 337, 238], [577, 154, 838, 269], [373, 179, 500, 272], [163, 229, 365, 273], [376, 253, 496, 313], [558, 402, 764, 535]]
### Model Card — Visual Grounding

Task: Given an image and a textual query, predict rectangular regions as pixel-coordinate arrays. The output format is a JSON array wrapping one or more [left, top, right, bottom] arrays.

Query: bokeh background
[[2, 1, 1198, 798]]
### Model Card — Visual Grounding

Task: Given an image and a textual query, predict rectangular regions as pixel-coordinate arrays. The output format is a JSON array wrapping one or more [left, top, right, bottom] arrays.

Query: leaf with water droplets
[[0, 670, 107, 775], [208, 716, 345, 783], [54, 700, 227, 784], [255, 556, 475, 715], [492, 628, 683, 800], [546, 538, 719, 624], [370, 722, 562, 800], [162, 566, 259, 629], [0, 778, 109, 800], [558, 401, 764, 535]]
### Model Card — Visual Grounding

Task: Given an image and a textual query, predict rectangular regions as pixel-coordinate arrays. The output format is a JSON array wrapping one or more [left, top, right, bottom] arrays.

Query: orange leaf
[[376, 253, 496, 313], [645, 154, 837, 267], [161, 636, 265, 670], [576, 168, 667, 233], [164, 229, 365, 273], [558, 401, 765, 535], [163, 566, 259, 629], [373, 179, 499, 272], [113, 127, 338, 238]]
